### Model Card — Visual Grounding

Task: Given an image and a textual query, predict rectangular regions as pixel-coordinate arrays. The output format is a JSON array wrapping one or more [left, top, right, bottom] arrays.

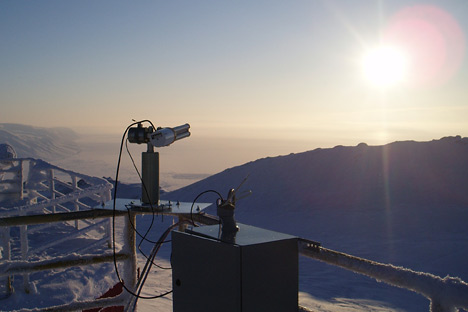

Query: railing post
[[19, 224, 31, 293], [104, 188, 112, 203], [106, 215, 112, 249], [98, 190, 113, 249], [48, 169, 56, 213], [1, 226, 13, 296], [18, 160, 24, 201], [72, 176, 79, 229], [123, 212, 137, 294]]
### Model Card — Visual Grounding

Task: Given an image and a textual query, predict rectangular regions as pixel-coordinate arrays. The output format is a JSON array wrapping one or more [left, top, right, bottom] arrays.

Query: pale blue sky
[[1, 1, 468, 161]]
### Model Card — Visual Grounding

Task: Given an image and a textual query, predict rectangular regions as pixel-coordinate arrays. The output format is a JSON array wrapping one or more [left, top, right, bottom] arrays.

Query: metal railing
[[2, 206, 468, 311], [0, 158, 113, 295], [298, 238, 468, 312], [0, 158, 112, 217], [0, 209, 137, 312], [0, 207, 219, 312]]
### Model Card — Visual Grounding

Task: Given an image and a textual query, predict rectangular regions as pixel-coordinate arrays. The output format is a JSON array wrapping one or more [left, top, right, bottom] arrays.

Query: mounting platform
[[99, 198, 212, 214]]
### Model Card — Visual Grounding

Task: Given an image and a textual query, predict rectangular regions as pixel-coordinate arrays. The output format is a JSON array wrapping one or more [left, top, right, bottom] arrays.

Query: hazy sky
[[1, 1, 468, 166]]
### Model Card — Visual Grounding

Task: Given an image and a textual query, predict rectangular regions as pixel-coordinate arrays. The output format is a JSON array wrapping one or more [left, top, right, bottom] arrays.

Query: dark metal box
[[172, 223, 298, 312]]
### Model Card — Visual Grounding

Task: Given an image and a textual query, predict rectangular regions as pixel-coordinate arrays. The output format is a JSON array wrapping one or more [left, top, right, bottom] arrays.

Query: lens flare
[[383, 5, 465, 87]]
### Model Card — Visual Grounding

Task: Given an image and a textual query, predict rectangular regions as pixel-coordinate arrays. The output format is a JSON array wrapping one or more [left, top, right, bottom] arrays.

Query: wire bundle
[[111, 120, 223, 308], [112, 120, 172, 301]]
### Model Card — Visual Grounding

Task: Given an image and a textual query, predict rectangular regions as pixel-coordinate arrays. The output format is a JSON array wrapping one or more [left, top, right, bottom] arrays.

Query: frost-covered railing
[[299, 238, 468, 312], [0, 209, 138, 312], [0, 158, 112, 217], [0, 208, 219, 312], [0, 158, 113, 295]]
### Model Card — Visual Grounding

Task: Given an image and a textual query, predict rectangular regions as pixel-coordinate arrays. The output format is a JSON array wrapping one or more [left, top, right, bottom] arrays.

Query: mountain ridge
[[163, 135, 468, 210]]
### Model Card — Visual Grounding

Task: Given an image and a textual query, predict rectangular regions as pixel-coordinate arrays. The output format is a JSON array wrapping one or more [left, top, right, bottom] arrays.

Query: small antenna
[[226, 174, 250, 204], [217, 174, 252, 238]]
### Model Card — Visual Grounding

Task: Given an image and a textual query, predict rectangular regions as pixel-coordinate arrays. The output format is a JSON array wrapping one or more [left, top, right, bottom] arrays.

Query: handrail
[[15, 293, 129, 312], [0, 211, 138, 312], [298, 238, 468, 312], [0, 252, 129, 276], [0, 208, 218, 227]]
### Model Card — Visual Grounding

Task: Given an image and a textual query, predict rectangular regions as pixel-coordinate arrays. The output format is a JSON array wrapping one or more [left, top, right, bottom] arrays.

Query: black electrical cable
[[132, 189, 225, 304], [129, 220, 191, 311], [123, 204, 159, 244], [189, 190, 223, 226], [124, 138, 174, 269], [113, 121, 225, 301], [125, 138, 160, 244], [112, 119, 173, 300], [135, 221, 183, 294], [124, 205, 172, 270]]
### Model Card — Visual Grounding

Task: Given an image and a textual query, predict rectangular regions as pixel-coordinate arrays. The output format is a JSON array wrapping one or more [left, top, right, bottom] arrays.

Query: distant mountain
[[164, 135, 468, 214], [0, 123, 79, 161]]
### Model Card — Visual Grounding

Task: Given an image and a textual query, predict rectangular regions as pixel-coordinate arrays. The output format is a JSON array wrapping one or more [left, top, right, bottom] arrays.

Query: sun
[[362, 46, 409, 88]]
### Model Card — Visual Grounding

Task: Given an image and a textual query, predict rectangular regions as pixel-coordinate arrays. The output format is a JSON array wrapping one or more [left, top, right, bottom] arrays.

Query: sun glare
[[362, 46, 408, 88]]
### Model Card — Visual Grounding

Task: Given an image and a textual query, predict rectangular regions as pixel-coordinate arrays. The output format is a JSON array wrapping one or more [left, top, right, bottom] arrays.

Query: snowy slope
[[0, 123, 78, 161], [162, 136, 468, 311]]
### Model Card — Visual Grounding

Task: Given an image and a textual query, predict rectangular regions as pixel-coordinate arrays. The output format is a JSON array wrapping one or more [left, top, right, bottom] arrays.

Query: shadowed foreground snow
[[1, 213, 404, 311]]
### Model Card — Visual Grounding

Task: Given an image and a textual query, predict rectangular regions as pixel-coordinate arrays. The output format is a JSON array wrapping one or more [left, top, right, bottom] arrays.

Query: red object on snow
[[82, 282, 124, 312]]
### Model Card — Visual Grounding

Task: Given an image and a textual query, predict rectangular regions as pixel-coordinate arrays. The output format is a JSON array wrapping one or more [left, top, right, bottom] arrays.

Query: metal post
[[123, 212, 138, 312], [20, 224, 31, 293], [141, 150, 159, 205], [106, 217, 112, 249], [48, 169, 56, 213], [18, 160, 24, 201], [98, 190, 113, 249], [1, 227, 13, 296], [72, 176, 79, 229], [123, 212, 137, 292]]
